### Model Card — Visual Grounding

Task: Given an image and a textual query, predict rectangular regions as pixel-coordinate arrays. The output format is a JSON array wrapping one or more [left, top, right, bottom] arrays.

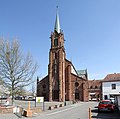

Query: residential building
[[102, 73, 120, 100], [88, 80, 102, 101]]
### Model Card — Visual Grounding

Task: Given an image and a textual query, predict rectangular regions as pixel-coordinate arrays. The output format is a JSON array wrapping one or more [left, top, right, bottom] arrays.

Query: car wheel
[[98, 109, 100, 113], [111, 110, 114, 113]]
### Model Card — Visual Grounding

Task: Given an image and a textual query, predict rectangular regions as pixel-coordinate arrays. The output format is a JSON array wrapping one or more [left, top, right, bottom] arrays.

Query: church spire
[[54, 6, 61, 33]]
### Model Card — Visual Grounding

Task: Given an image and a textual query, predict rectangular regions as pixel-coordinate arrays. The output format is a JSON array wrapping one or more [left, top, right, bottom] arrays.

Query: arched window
[[95, 86, 98, 89], [42, 84, 46, 91], [54, 38, 58, 46], [55, 52, 57, 59], [90, 86, 93, 89]]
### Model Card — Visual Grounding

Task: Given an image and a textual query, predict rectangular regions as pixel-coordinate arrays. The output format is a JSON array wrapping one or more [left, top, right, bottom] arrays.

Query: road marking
[[46, 106, 76, 115]]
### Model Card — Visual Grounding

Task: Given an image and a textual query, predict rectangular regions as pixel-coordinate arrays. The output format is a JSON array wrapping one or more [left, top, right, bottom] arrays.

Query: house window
[[90, 86, 93, 89], [104, 95, 108, 100], [95, 86, 98, 89], [112, 84, 116, 90]]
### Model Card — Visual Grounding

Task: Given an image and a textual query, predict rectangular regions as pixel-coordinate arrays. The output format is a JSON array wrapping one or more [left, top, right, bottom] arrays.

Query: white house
[[102, 73, 120, 100], [114, 95, 120, 110]]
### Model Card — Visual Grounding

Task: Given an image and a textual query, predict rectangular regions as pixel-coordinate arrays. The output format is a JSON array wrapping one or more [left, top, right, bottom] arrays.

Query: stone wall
[[0, 106, 14, 113]]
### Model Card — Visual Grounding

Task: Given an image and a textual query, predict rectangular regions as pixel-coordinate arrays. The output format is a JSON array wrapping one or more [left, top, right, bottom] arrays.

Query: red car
[[98, 100, 115, 112]]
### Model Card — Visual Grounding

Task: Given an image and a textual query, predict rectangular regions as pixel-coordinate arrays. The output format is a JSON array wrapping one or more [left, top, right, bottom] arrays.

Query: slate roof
[[54, 9, 61, 33], [77, 70, 87, 75], [103, 73, 120, 82]]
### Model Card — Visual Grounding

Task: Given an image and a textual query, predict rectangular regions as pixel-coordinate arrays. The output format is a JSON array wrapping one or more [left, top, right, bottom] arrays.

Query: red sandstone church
[[37, 11, 101, 102]]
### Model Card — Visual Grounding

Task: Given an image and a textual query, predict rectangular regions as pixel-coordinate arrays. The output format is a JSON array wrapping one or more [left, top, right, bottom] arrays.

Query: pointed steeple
[[54, 6, 61, 33]]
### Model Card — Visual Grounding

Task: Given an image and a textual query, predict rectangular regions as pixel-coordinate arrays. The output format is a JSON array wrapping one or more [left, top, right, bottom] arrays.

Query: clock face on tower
[[54, 38, 58, 46]]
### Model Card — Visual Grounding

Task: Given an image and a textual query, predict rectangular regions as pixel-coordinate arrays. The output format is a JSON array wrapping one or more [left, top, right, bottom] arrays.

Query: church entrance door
[[52, 90, 59, 101], [75, 89, 80, 100]]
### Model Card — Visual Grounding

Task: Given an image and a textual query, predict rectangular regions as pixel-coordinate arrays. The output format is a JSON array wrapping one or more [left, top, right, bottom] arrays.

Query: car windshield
[[100, 101, 111, 104]]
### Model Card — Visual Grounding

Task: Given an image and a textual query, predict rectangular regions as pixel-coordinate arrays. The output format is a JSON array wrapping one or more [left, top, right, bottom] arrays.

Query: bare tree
[[0, 38, 38, 104], [15, 86, 27, 97], [0, 79, 10, 96], [31, 82, 36, 96]]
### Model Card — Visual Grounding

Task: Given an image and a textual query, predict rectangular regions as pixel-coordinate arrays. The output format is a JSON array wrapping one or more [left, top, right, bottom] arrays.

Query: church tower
[[48, 10, 66, 102]]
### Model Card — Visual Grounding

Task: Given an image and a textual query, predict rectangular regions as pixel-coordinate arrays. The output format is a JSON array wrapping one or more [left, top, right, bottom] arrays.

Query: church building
[[37, 10, 101, 102]]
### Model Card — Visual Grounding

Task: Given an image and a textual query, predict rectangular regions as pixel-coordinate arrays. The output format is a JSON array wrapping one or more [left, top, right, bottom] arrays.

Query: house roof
[[103, 73, 120, 82]]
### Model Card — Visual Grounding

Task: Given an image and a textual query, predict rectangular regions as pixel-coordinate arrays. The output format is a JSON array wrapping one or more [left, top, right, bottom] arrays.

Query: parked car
[[109, 98, 115, 104], [98, 100, 115, 112], [15, 96, 22, 100], [24, 96, 35, 101]]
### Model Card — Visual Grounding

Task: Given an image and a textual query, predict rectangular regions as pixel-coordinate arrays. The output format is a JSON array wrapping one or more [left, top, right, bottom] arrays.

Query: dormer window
[[95, 86, 98, 89], [90, 86, 93, 89]]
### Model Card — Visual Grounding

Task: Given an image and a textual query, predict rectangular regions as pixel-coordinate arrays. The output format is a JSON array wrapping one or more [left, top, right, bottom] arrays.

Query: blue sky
[[0, 0, 120, 80]]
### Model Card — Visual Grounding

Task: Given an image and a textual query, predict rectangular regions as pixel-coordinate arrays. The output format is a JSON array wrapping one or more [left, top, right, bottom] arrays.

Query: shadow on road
[[91, 108, 120, 119], [91, 109, 98, 113]]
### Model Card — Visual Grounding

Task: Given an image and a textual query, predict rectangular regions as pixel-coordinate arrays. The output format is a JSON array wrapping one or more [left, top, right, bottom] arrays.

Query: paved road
[[35, 102, 97, 119], [0, 101, 120, 119], [0, 101, 97, 119], [13, 100, 64, 111], [91, 107, 120, 119]]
